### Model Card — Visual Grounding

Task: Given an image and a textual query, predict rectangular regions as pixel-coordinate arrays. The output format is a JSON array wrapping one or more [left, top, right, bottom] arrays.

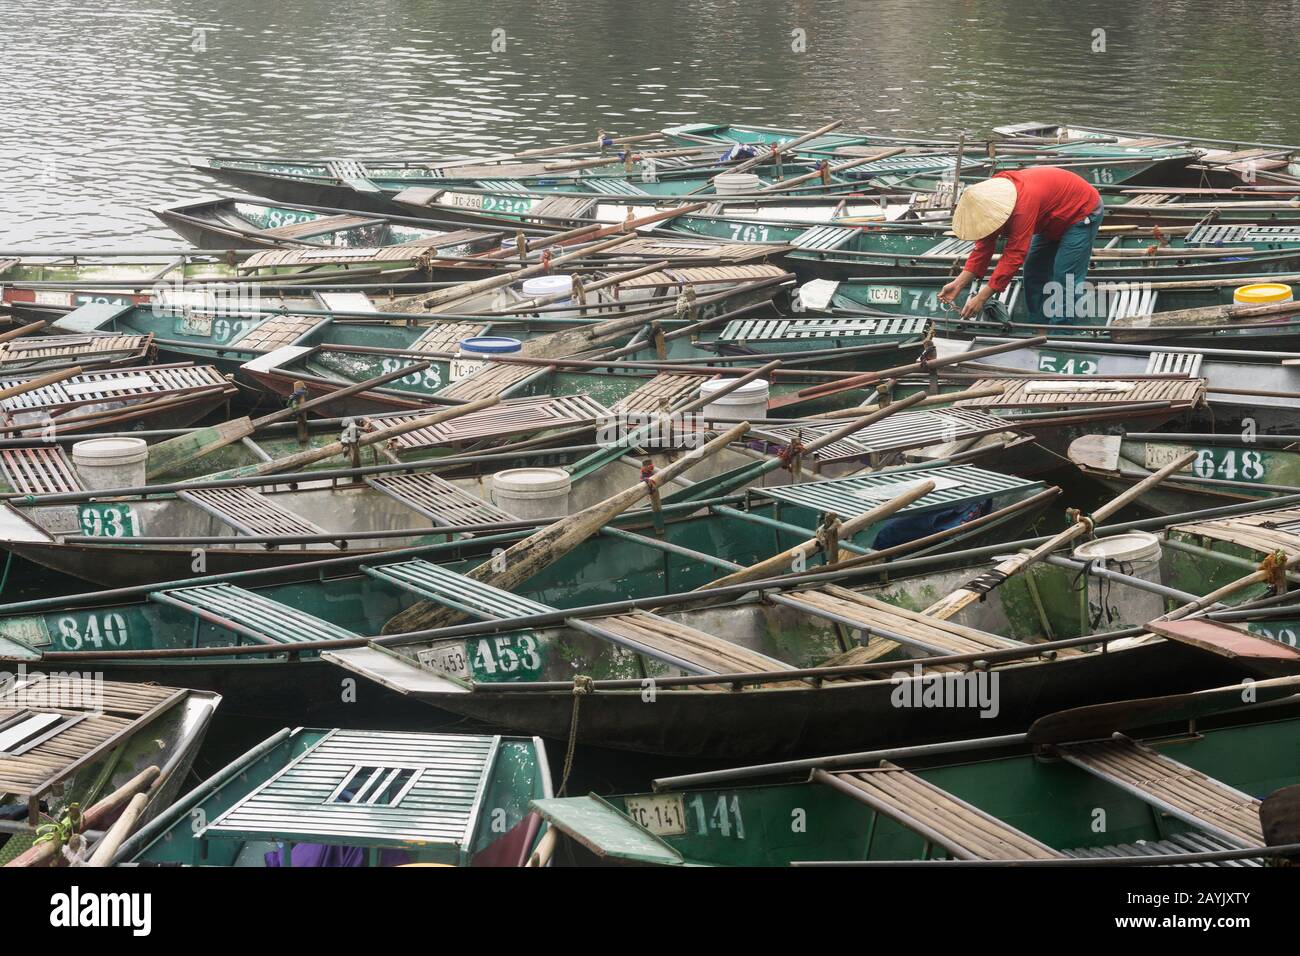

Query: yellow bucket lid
[[1234, 283, 1294, 304]]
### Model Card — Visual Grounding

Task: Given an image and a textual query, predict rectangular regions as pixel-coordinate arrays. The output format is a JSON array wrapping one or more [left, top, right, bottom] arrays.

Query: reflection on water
[[1, 0, 1297, 247]]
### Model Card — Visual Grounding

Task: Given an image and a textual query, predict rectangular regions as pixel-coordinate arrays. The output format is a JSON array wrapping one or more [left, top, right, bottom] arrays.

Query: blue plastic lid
[[459, 336, 523, 354]]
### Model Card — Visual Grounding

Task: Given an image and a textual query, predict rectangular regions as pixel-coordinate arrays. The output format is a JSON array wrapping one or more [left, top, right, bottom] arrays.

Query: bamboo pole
[[808, 383, 1006, 418], [380, 421, 750, 634], [84, 793, 149, 867], [4, 766, 159, 868], [697, 480, 936, 591], [923, 451, 1198, 620], [0, 320, 47, 343], [756, 150, 906, 194]]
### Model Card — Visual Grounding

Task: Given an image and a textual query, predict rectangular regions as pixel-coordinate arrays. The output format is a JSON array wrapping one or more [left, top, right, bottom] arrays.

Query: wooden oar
[[0, 364, 83, 402], [808, 383, 1006, 419], [756, 149, 906, 193], [381, 421, 750, 634], [0, 320, 47, 343], [923, 450, 1198, 620], [1109, 298, 1300, 334], [4, 766, 159, 868], [697, 480, 936, 591], [146, 361, 439, 480], [767, 337, 1048, 410], [685, 120, 845, 195], [416, 234, 637, 311], [1152, 549, 1300, 624], [208, 395, 500, 480], [85, 792, 149, 866]]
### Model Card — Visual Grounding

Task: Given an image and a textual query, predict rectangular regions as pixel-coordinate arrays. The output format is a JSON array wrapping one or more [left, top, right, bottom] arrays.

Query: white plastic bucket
[[491, 467, 573, 520], [521, 274, 577, 318], [714, 172, 762, 195], [71, 437, 148, 491], [698, 377, 769, 422], [1071, 531, 1164, 628]]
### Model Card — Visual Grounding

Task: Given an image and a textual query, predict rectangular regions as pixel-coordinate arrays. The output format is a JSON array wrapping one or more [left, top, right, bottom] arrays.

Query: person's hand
[[938, 278, 964, 304], [960, 286, 993, 319]]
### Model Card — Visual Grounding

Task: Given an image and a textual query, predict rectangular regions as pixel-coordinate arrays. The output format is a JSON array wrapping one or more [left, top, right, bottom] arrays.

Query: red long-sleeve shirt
[[962, 167, 1101, 292]]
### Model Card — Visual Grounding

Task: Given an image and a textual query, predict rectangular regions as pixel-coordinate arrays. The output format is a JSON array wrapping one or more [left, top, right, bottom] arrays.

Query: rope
[[558, 675, 594, 795], [33, 803, 83, 853]]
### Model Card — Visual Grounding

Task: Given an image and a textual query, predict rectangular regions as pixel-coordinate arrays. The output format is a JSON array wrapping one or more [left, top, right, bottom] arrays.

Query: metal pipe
[[1040, 553, 1207, 605]]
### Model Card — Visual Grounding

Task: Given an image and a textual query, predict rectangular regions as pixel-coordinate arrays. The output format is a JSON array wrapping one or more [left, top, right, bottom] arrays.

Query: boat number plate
[[864, 286, 901, 305], [417, 642, 470, 678], [450, 358, 485, 381], [623, 794, 687, 836]]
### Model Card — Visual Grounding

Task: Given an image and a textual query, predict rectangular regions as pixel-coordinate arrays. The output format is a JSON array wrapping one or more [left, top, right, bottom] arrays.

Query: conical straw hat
[[952, 178, 1018, 240]]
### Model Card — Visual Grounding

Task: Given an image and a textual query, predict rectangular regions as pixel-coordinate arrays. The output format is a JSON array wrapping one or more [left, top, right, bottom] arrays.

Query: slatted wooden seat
[[719, 315, 928, 343], [177, 485, 338, 546], [1145, 351, 1203, 377], [0, 446, 85, 495], [149, 583, 359, 644], [524, 195, 599, 224], [955, 377, 1205, 409], [0, 334, 149, 364], [1063, 830, 1263, 865], [620, 264, 789, 294], [609, 373, 712, 414], [1053, 735, 1265, 848], [0, 679, 187, 822], [611, 239, 782, 263], [378, 394, 612, 449], [364, 560, 794, 678], [365, 472, 517, 528], [774, 586, 1024, 657], [753, 408, 1017, 464], [259, 213, 385, 240], [791, 225, 860, 251], [820, 763, 1063, 861], [437, 360, 542, 401], [0, 365, 233, 415], [227, 314, 324, 352], [407, 322, 488, 354], [1171, 505, 1300, 557]]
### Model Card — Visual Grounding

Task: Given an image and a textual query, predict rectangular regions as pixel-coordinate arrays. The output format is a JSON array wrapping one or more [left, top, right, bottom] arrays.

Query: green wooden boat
[[782, 222, 1300, 282], [804, 273, 1300, 350], [0, 677, 220, 865], [1070, 432, 1300, 514], [531, 686, 1300, 865], [115, 728, 551, 867], [5, 479, 1298, 756]]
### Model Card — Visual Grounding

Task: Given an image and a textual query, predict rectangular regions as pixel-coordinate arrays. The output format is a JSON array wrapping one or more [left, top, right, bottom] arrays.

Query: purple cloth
[[264, 843, 411, 867]]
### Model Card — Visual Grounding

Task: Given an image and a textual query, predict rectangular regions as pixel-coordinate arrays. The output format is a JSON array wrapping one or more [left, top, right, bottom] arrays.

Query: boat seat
[[753, 408, 1016, 461], [1144, 350, 1203, 377], [260, 213, 383, 241], [718, 315, 928, 343], [922, 237, 977, 259], [1103, 284, 1159, 323], [0, 446, 85, 495], [774, 585, 1024, 657], [609, 372, 712, 414], [819, 762, 1063, 860], [390, 187, 445, 207], [224, 314, 324, 352], [177, 485, 340, 547], [149, 583, 359, 644], [313, 291, 378, 314], [363, 559, 794, 678], [583, 178, 650, 196], [364, 472, 518, 528], [524, 195, 599, 225], [955, 376, 1204, 409], [373, 395, 613, 449], [407, 322, 488, 354], [326, 159, 381, 193], [790, 225, 860, 252], [1063, 830, 1264, 866], [437, 361, 541, 401], [1052, 734, 1265, 849]]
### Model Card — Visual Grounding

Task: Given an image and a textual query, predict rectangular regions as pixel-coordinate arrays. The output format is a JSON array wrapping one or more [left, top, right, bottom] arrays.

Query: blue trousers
[[1023, 203, 1104, 324]]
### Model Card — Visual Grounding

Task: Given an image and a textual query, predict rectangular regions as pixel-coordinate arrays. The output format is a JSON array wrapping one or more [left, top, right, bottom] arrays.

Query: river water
[[1, 0, 1297, 247]]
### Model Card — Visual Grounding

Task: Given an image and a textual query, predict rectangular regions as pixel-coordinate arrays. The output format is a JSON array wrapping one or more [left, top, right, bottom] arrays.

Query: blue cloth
[[873, 500, 993, 551], [1023, 202, 1105, 325], [264, 843, 411, 867]]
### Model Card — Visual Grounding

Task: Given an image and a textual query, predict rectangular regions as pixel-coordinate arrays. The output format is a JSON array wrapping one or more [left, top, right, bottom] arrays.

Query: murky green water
[[2, 0, 1297, 247]]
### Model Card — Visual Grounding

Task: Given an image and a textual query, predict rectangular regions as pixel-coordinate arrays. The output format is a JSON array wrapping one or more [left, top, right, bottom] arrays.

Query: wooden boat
[[781, 221, 1300, 282], [115, 728, 551, 867], [0, 676, 220, 866], [188, 154, 860, 220], [935, 335, 1300, 434], [0, 331, 152, 374], [0, 363, 237, 437], [531, 682, 1300, 865], [803, 273, 1300, 350], [1070, 432, 1300, 513]]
